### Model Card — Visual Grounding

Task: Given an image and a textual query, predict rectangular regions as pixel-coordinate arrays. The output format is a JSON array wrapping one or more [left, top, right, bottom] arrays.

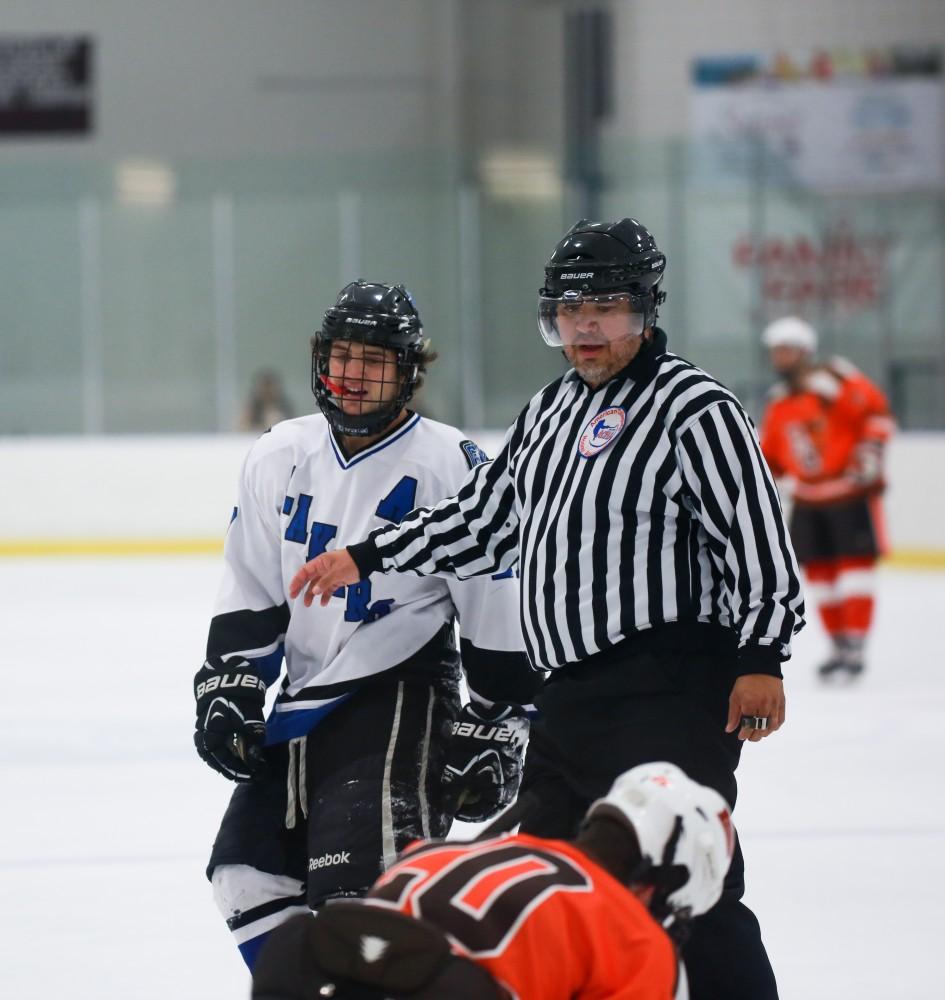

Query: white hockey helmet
[[585, 762, 735, 919], [761, 316, 817, 353]]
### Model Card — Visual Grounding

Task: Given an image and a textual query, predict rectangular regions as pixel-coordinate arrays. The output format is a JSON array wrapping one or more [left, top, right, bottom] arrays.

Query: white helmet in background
[[761, 316, 818, 354], [585, 761, 735, 919]]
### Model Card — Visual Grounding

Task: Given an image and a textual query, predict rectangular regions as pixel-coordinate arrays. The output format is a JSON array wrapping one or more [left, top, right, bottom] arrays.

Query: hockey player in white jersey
[[193, 281, 541, 969]]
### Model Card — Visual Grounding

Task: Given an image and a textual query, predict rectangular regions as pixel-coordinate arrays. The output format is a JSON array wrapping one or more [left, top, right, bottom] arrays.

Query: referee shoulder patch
[[460, 439, 489, 469]]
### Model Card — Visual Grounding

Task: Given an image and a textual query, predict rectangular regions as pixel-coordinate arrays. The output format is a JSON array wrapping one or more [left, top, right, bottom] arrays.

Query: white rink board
[[0, 556, 942, 999], [1, 429, 944, 552]]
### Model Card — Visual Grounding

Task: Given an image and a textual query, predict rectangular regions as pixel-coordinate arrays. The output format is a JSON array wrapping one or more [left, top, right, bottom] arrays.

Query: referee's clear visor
[[538, 292, 647, 347]]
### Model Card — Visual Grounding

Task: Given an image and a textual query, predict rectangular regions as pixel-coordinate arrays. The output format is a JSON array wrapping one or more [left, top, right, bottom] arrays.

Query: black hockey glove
[[442, 703, 529, 823], [194, 655, 268, 782]]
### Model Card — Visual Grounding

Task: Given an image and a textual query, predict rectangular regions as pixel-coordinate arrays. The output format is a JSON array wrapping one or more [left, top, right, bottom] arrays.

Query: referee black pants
[[519, 639, 778, 1000]]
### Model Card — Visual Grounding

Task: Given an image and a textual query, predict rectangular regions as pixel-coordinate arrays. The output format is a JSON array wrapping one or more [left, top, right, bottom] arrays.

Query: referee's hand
[[726, 675, 785, 742], [289, 549, 362, 607]]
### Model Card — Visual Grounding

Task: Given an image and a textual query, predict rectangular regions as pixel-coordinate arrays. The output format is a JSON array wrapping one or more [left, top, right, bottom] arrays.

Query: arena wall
[[1, 431, 941, 563]]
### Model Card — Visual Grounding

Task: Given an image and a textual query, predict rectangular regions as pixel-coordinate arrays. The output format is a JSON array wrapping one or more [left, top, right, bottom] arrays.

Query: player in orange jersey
[[251, 762, 735, 1000], [759, 317, 895, 680]]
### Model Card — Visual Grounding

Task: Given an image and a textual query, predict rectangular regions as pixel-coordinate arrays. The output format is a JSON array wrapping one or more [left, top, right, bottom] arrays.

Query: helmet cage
[[312, 305, 423, 437]]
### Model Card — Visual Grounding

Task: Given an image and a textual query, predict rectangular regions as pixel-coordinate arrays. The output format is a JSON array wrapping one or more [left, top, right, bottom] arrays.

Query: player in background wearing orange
[[251, 762, 735, 1000], [759, 317, 895, 680]]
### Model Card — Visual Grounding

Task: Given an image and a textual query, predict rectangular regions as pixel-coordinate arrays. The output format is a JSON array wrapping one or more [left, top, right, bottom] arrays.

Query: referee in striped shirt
[[291, 218, 804, 1000]]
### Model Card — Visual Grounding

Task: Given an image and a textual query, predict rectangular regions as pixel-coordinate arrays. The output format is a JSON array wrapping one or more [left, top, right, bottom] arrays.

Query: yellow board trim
[[882, 549, 945, 570], [1, 539, 944, 568], [0, 538, 224, 557]]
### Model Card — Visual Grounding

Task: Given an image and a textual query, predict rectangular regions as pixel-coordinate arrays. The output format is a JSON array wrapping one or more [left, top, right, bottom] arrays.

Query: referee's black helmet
[[540, 218, 667, 329]]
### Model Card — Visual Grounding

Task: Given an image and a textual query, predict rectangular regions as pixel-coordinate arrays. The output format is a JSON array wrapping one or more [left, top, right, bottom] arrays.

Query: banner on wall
[[690, 46, 943, 191], [732, 220, 890, 317], [0, 36, 93, 136]]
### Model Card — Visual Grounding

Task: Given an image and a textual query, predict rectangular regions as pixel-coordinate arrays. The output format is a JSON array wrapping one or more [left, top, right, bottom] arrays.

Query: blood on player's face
[[326, 339, 403, 417]]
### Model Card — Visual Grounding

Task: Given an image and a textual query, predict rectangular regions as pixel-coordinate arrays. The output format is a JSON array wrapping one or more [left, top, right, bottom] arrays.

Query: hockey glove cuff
[[194, 655, 268, 782], [442, 703, 529, 823]]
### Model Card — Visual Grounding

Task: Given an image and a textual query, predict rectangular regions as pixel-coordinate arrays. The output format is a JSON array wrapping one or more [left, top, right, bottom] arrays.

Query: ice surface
[[1, 557, 941, 998]]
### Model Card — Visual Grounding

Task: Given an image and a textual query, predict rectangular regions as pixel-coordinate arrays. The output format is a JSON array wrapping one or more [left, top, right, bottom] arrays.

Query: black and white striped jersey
[[360, 331, 805, 674], [206, 411, 536, 744]]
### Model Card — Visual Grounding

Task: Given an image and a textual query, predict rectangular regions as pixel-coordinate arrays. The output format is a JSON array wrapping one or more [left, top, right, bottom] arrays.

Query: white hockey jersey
[[207, 411, 537, 744]]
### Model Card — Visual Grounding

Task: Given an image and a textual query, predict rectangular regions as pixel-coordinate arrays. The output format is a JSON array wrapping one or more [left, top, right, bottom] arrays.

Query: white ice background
[[1, 557, 942, 999]]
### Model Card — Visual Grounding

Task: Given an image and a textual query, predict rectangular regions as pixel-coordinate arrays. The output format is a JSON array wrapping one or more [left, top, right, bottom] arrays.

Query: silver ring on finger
[[740, 715, 769, 731]]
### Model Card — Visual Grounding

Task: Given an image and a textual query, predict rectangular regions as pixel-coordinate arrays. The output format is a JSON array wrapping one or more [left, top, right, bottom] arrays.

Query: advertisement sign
[[0, 36, 93, 136], [691, 47, 943, 191]]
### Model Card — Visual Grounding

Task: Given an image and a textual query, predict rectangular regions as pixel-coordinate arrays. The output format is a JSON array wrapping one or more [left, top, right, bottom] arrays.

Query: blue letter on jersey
[[285, 497, 397, 621], [284, 494, 313, 543], [307, 521, 338, 561], [376, 476, 418, 525]]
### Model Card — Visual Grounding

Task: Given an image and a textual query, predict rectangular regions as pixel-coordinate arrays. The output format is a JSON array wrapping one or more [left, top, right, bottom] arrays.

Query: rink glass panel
[[0, 145, 943, 435]]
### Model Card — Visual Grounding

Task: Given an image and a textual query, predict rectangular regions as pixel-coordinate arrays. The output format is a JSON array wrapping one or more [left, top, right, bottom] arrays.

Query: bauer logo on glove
[[452, 717, 519, 743], [442, 703, 529, 823], [193, 655, 269, 783], [195, 670, 267, 700]]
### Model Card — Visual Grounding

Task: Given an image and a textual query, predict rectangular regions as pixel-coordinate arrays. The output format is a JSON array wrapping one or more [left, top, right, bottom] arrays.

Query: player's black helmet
[[538, 218, 667, 345], [312, 280, 425, 437]]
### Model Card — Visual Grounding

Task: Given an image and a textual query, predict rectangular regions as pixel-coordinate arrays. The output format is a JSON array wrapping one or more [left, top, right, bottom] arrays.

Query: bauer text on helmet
[[538, 218, 667, 348]]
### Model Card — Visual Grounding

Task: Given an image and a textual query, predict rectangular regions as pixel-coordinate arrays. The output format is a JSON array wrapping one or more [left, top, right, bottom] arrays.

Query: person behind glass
[[759, 317, 894, 680], [193, 281, 537, 971], [238, 368, 295, 432], [287, 219, 805, 1000]]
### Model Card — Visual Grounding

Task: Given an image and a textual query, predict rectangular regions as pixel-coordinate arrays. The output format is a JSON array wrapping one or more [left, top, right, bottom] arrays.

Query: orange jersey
[[759, 358, 894, 505], [365, 832, 678, 1000]]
